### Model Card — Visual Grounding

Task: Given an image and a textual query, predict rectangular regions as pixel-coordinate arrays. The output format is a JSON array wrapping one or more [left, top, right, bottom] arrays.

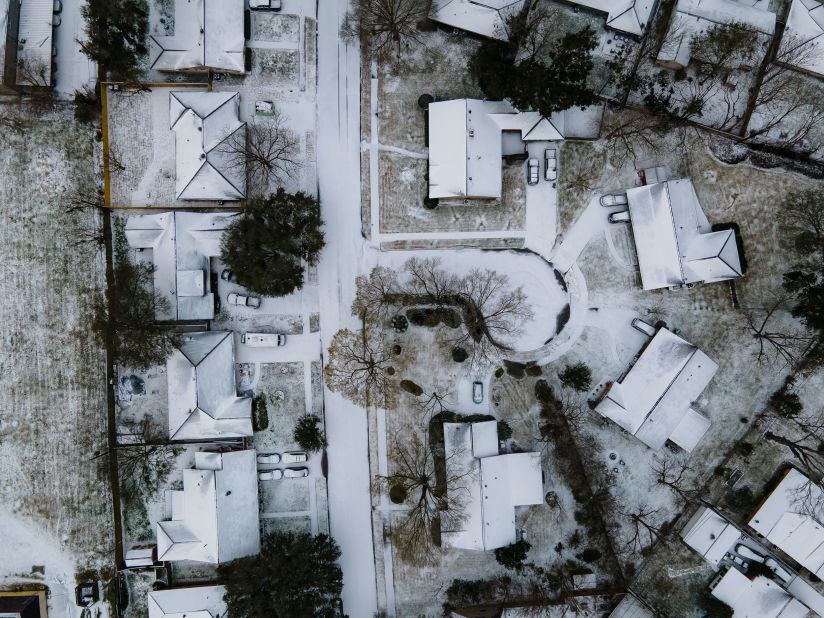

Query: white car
[[227, 292, 262, 309], [631, 318, 656, 337], [608, 210, 630, 224], [284, 467, 309, 478], [544, 148, 557, 181], [472, 381, 483, 404], [259, 470, 284, 481], [257, 453, 281, 465], [242, 332, 286, 347], [600, 193, 629, 207], [527, 158, 539, 186], [736, 545, 765, 563], [282, 451, 308, 464]]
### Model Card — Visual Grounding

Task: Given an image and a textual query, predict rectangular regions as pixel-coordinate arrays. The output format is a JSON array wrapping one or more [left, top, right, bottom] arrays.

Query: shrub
[[494, 540, 531, 570], [494, 367, 505, 378], [698, 593, 733, 618], [535, 380, 554, 404], [525, 364, 543, 377], [399, 380, 424, 396], [769, 386, 803, 418], [568, 530, 582, 548], [293, 414, 327, 452], [497, 420, 513, 441], [505, 361, 526, 379], [734, 442, 754, 457], [388, 482, 408, 504], [451, 347, 468, 363], [725, 486, 756, 515], [579, 548, 601, 563], [559, 362, 592, 392], [391, 314, 408, 332], [252, 395, 269, 432]]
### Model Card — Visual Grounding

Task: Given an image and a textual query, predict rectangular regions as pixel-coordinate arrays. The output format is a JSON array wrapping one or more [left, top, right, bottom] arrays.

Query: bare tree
[[386, 429, 472, 565], [220, 114, 301, 194], [416, 389, 450, 418], [64, 186, 105, 213], [324, 327, 396, 408], [116, 418, 182, 500], [341, 0, 431, 58], [745, 297, 813, 366], [600, 108, 687, 168], [618, 503, 667, 554], [403, 257, 461, 306], [510, 3, 560, 64], [651, 454, 699, 502], [106, 143, 127, 177], [16, 56, 52, 88], [352, 265, 402, 324]]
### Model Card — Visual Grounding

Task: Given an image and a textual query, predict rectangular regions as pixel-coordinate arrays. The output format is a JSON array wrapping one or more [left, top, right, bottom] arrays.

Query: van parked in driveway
[[544, 148, 557, 181], [527, 158, 539, 185], [608, 210, 630, 224], [242, 332, 286, 347]]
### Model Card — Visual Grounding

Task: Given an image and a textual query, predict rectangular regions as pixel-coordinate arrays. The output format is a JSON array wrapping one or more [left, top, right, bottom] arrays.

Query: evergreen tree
[[80, 0, 148, 80], [218, 531, 342, 618], [294, 414, 327, 452], [221, 189, 325, 297], [558, 362, 592, 392]]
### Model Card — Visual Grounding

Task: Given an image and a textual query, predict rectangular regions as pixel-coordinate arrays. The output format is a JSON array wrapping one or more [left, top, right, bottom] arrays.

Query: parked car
[[53, 0, 62, 12], [631, 318, 656, 337], [544, 148, 557, 181], [284, 467, 310, 478], [220, 268, 238, 283], [282, 451, 308, 464], [527, 158, 539, 185], [227, 292, 261, 308], [765, 558, 792, 581], [472, 381, 484, 404], [259, 470, 284, 481], [257, 453, 281, 465], [242, 332, 286, 347], [600, 193, 629, 207], [736, 545, 765, 563], [608, 210, 630, 224], [250, 0, 281, 8], [52, 14, 61, 26]]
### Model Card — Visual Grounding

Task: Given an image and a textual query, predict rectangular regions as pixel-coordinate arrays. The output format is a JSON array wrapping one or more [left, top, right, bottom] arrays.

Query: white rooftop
[[440, 421, 543, 551], [125, 211, 236, 321], [608, 593, 656, 618], [681, 506, 743, 568], [147, 585, 227, 618], [170, 91, 246, 201], [712, 570, 809, 618], [157, 449, 260, 564], [167, 331, 252, 441], [564, 0, 656, 37], [749, 468, 824, 578], [657, 0, 776, 68], [429, 0, 525, 40], [625, 179, 743, 290], [16, 0, 53, 86], [781, 0, 824, 79], [149, 0, 244, 73], [595, 328, 717, 450]]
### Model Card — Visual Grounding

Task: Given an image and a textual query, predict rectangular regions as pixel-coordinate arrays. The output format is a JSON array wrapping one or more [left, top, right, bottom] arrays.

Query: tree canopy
[[221, 189, 325, 297], [293, 414, 327, 452], [80, 0, 148, 80], [469, 25, 598, 116], [217, 531, 342, 618]]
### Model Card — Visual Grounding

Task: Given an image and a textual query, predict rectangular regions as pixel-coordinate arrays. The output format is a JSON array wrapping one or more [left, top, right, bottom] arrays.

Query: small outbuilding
[[148, 585, 227, 618], [429, 0, 525, 41], [560, 0, 657, 38]]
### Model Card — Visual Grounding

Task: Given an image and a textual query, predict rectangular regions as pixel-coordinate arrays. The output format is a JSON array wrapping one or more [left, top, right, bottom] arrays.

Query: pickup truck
[[227, 293, 262, 309], [242, 332, 286, 347]]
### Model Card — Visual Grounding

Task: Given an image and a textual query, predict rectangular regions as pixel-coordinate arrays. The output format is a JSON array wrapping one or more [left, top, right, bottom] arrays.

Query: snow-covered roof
[[157, 449, 260, 564], [563, 0, 657, 37], [681, 506, 742, 568], [625, 179, 743, 290], [657, 0, 776, 69], [167, 331, 252, 441], [780, 0, 824, 79], [170, 91, 246, 201], [428, 99, 579, 199], [125, 211, 237, 321], [429, 0, 525, 40], [148, 585, 227, 618], [749, 468, 824, 578], [712, 570, 809, 617], [595, 328, 718, 450], [15, 0, 53, 86], [440, 421, 543, 551], [608, 593, 656, 618], [149, 0, 244, 73]]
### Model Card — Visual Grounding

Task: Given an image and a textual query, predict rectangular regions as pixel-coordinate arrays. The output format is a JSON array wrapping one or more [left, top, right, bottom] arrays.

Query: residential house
[[624, 178, 743, 291], [657, 0, 776, 70], [170, 91, 246, 201], [427, 98, 599, 200], [0, 592, 47, 618], [779, 0, 824, 79], [595, 327, 717, 451], [0, 0, 21, 93], [428, 0, 525, 41], [560, 0, 658, 37], [149, 0, 244, 73], [125, 211, 236, 321], [157, 450, 260, 564], [710, 569, 814, 617], [167, 331, 252, 441], [148, 585, 227, 618], [440, 421, 544, 551], [681, 506, 744, 569], [748, 468, 824, 578]]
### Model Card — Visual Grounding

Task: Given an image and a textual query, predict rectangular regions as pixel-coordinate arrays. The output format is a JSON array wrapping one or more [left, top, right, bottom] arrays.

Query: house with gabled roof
[[780, 0, 824, 79], [157, 449, 260, 564], [624, 178, 743, 290], [149, 0, 244, 73], [595, 327, 717, 451], [148, 585, 227, 618], [560, 0, 658, 37], [429, 0, 525, 41], [170, 91, 246, 201], [167, 331, 252, 442], [125, 211, 236, 321]]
